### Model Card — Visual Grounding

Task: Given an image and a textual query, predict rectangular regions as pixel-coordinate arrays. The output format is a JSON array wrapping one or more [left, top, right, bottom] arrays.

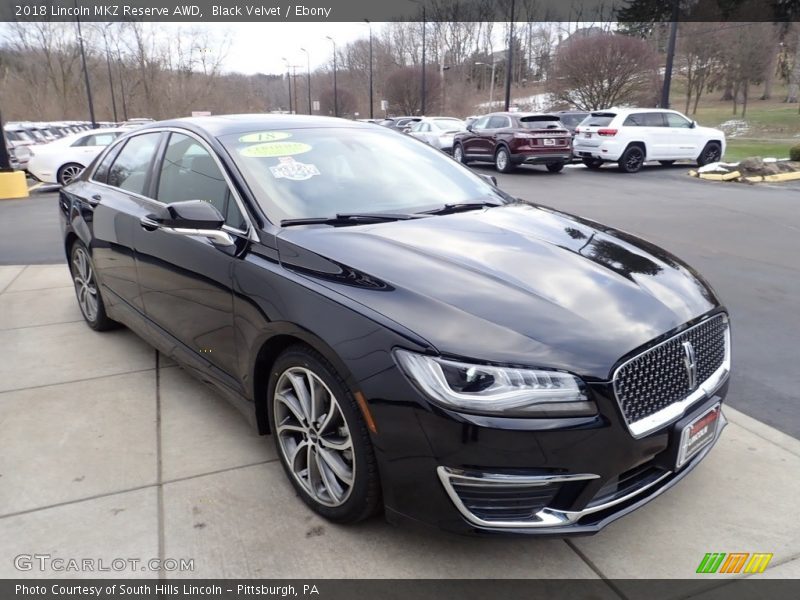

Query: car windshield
[[432, 118, 465, 131], [519, 116, 563, 129], [220, 126, 505, 223]]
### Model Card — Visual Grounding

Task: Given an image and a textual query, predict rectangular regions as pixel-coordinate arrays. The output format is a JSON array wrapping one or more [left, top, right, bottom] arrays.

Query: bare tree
[[547, 33, 660, 110], [679, 23, 723, 115], [721, 23, 775, 116]]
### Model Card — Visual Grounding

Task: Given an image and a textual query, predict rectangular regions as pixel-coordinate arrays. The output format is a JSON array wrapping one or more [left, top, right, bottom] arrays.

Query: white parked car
[[27, 128, 126, 185], [408, 117, 467, 154], [572, 108, 726, 173]]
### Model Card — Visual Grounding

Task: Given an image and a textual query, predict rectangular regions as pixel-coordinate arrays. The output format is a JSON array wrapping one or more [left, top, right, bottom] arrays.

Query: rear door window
[[487, 116, 510, 129], [107, 133, 162, 196]]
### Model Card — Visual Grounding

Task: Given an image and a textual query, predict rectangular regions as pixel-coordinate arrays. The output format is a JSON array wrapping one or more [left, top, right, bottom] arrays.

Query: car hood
[[276, 203, 720, 380]]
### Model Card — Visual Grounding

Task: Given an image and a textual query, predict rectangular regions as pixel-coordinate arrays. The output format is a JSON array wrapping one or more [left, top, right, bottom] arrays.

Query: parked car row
[[382, 108, 726, 175], [3, 118, 154, 183]]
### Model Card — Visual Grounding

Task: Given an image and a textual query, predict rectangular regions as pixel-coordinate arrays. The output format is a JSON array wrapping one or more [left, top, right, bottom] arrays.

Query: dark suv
[[453, 112, 572, 173]]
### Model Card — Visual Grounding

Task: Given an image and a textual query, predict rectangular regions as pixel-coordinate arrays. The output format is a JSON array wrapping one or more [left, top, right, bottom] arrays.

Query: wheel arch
[[250, 326, 360, 435], [623, 140, 647, 160]]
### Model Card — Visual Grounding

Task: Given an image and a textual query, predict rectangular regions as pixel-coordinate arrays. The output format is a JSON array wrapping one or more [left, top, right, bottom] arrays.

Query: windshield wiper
[[419, 200, 503, 216], [280, 212, 422, 227]]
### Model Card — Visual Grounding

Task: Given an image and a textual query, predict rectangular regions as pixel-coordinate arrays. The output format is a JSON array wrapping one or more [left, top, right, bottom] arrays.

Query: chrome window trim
[[613, 313, 731, 439], [437, 411, 727, 529], [88, 127, 258, 242]]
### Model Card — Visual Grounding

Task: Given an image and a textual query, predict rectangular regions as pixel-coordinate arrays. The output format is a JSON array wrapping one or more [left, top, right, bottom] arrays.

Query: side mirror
[[466, 124, 474, 132], [690, 120, 697, 129], [141, 200, 234, 246], [479, 174, 498, 187]]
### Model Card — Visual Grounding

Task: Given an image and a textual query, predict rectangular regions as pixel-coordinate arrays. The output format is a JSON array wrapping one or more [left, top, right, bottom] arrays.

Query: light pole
[[102, 24, 118, 123], [299, 48, 312, 114], [475, 61, 498, 109], [364, 19, 374, 119], [281, 57, 293, 113], [504, 0, 516, 112], [440, 63, 450, 114], [75, 1, 97, 128], [325, 36, 338, 117], [408, 0, 426, 115]]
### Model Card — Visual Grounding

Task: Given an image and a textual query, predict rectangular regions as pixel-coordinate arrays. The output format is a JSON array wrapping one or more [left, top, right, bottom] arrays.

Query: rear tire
[[494, 146, 516, 173], [582, 157, 604, 170], [546, 162, 565, 173], [618, 145, 645, 173], [58, 163, 85, 186], [69, 241, 118, 331], [697, 142, 722, 166], [267, 344, 381, 524]]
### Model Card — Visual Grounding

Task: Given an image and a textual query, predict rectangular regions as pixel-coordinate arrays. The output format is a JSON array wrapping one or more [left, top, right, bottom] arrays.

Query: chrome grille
[[614, 314, 729, 436]]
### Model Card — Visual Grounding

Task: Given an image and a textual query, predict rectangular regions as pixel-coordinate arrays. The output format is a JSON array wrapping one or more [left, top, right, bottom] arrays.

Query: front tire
[[453, 144, 470, 165], [618, 145, 645, 173], [58, 163, 85, 186], [70, 241, 118, 331], [494, 146, 516, 173], [268, 345, 381, 524], [697, 142, 722, 166]]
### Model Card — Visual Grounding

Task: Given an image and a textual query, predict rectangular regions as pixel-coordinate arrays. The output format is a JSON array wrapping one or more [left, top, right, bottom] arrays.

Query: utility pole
[[75, 1, 97, 128], [326, 36, 338, 117], [300, 48, 312, 114], [282, 57, 293, 113], [504, 0, 516, 111], [365, 19, 374, 119], [0, 108, 11, 171], [103, 25, 118, 123], [661, 1, 680, 108]]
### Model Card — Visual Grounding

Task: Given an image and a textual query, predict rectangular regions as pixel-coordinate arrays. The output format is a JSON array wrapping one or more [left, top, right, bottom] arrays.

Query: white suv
[[573, 108, 725, 173]]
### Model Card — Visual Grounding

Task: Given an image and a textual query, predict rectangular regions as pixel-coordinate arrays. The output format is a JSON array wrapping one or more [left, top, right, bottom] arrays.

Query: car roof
[[139, 114, 373, 137]]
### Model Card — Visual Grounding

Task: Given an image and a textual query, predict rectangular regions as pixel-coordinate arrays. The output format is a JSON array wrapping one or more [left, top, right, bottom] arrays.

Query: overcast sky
[[164, 22, 383, 75]]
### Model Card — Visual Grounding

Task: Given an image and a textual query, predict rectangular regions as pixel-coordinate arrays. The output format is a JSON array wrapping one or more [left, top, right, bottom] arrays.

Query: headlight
[[394, 349, 596, 417]]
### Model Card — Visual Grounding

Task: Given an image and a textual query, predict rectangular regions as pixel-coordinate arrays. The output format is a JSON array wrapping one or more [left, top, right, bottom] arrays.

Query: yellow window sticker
[[238, 131, 292, 143], [239, 141, 312, 158]]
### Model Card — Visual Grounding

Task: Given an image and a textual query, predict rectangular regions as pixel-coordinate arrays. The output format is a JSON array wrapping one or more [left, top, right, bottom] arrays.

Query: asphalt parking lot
[[1, 165, 799, 585]]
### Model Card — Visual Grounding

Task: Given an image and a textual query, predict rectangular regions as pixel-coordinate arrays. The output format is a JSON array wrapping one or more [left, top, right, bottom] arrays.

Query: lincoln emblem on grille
[[682, 341, 698, 390]]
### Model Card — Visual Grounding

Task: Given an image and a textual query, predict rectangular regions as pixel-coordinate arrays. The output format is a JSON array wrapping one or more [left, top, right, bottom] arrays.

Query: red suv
[[453, 112, 572, 173]]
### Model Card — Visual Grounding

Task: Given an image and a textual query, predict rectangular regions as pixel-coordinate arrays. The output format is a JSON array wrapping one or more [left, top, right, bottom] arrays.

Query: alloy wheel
[[72, 246, 98, 322], [624, 149, 644, 172], [702, 145, 721, 164], [496, 149, 508, 171], [60, 164, 83, 186], [274, 367, 355, 507]]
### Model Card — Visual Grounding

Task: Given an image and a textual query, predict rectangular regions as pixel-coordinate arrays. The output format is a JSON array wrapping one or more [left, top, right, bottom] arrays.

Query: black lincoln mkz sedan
[[60, 115, 730, 535]]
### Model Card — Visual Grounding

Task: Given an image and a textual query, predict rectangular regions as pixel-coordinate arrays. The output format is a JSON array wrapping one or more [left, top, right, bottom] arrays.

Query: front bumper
[[366, 366, 729, 536]]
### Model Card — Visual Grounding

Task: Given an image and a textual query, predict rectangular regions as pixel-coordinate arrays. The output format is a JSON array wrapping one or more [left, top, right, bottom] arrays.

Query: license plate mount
[[676, 404, 721, 469], [544, 138, 555, 146]]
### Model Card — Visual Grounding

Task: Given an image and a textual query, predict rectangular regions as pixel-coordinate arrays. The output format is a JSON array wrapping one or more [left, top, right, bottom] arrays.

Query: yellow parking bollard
[[0, 171, 29, 200]]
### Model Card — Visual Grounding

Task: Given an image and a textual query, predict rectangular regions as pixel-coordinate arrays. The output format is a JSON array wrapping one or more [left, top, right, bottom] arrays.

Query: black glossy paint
[[59, 115, 728, 535]]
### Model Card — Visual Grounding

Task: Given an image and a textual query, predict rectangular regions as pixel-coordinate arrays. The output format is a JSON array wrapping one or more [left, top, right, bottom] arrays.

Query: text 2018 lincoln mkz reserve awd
[[59, 115, 731, 535]]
